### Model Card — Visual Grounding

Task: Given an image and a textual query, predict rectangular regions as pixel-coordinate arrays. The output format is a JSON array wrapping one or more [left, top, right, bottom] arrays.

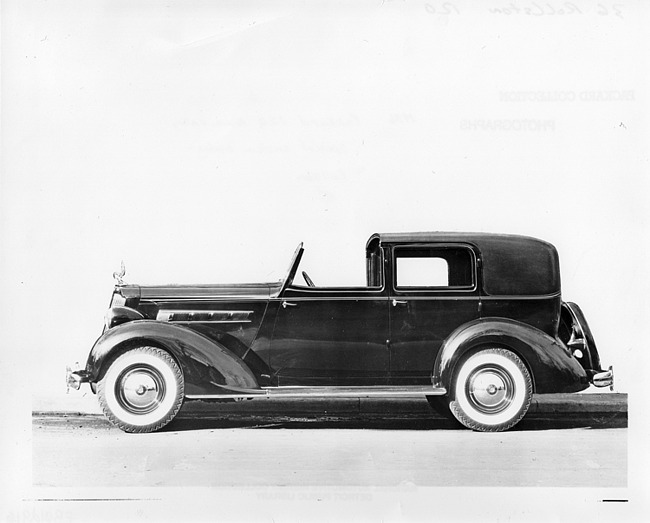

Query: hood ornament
[[113, 261, 126, 285]]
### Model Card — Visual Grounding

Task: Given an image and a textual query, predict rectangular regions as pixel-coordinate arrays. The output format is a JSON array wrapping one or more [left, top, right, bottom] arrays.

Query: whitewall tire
[[97, 346, 184, 433], [449, 348, 532, 432]]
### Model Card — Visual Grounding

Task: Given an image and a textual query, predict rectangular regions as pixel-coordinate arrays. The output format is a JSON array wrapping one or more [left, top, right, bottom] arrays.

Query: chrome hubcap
[[466, 365, 515, 414], [116, 365, 166, 414]]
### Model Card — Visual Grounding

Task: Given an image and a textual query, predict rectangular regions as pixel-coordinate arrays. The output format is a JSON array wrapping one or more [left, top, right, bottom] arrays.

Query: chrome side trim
[[273, 296, 480, 302], [186, 394, 264, 400], [148, 296, 270, 301], [389, 296, 480, 301], [285, 285, 386, 294], [266, 386, 447, 398], [156, 309, 253, 323], [480, 291, 562, 300], [272, 296, 387, 302], [185, 385, 447, 400]]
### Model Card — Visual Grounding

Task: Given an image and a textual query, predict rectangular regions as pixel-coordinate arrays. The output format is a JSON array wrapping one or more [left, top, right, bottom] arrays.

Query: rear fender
[[433, 318, 589, 394], [86, 320, 259, 396]]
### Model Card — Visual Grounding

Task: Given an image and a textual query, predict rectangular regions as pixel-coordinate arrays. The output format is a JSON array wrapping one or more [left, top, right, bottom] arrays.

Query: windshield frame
[[278, 242, 304, 295]]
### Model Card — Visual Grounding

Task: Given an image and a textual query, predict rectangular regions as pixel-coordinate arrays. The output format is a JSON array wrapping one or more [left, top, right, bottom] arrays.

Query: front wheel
[[449, 348, 532, 432], [97, 346, 184, 433]]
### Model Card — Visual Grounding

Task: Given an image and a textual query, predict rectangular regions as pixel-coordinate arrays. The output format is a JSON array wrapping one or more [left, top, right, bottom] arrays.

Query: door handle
[[392, 299, 407, 306], [282, 301, 298, 309]]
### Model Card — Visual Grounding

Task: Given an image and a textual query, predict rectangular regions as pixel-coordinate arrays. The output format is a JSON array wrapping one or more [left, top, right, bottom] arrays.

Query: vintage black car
[[67, 232, 613, 433]]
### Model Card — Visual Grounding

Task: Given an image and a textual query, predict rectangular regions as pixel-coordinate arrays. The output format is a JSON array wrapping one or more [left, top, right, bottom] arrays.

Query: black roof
[[368, 232, 560, 296], [368, 231, 548, 247]]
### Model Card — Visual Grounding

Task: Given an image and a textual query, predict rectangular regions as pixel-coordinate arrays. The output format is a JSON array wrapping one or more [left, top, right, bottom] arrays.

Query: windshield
[[279, 242, 304, 294]]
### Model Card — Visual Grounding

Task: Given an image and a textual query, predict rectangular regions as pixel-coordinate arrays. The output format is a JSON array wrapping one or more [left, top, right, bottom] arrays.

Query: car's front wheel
[[449, 348, 532, 432], [97, 346, 184, 433]]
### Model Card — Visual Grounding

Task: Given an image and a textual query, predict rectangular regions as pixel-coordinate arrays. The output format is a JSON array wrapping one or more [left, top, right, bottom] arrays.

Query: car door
[[269, 286, 389, 386], [388, 244, 480, 385]]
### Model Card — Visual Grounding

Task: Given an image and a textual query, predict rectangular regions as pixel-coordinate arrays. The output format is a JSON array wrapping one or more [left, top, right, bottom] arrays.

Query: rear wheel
[[449, 348, 532, 432], [98, 346, 184, 433]]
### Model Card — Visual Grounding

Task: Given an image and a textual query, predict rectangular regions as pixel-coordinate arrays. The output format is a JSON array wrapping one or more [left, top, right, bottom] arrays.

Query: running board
[[186, 385, 446, 401]]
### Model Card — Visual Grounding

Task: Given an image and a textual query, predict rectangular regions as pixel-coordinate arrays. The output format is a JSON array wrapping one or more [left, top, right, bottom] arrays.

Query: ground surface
[[32, 395, 627, 488]]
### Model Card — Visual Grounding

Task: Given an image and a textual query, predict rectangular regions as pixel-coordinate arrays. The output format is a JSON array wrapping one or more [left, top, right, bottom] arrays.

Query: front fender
[[432, 318, 589, 394], [86, 320, 260, 396], [104, 306, 144, 329]]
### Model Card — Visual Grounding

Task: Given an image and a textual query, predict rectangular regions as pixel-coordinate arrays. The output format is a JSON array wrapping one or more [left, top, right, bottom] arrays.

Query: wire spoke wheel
[[450, 348, 532, 432]]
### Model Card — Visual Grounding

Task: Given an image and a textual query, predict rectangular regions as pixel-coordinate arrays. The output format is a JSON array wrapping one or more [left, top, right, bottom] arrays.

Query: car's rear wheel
[[449, 348, 532, 432], [97, 346, 184, 433]]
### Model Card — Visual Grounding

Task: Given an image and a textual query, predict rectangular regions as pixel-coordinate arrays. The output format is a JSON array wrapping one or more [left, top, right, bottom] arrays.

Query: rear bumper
[[590, 366, 614, 390]]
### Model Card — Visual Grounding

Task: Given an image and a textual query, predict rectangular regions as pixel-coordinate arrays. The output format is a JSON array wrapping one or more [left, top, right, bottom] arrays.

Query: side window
[[394, 246, 474, 289], [397, 257, 449, 287]]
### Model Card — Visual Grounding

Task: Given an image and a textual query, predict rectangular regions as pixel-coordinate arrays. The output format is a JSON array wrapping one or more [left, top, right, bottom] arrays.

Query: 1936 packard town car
[[67, 232, 613, 433]]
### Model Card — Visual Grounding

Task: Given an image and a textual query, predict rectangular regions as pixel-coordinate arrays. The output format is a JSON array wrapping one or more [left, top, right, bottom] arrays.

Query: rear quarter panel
[[433, 318, 589, 394]]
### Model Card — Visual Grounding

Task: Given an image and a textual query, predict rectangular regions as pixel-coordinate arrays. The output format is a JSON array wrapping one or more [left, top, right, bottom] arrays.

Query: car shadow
[[165, 412, 626, 433], [515, 414, 627, 431]]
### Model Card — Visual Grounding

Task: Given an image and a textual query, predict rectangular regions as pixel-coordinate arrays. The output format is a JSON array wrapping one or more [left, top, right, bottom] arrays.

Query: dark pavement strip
[[182, 393, 627, 416], [34, 393, 627, 422]]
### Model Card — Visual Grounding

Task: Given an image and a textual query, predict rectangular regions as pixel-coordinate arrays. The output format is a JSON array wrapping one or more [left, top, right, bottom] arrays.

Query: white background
[[1, 0, 648, 520]]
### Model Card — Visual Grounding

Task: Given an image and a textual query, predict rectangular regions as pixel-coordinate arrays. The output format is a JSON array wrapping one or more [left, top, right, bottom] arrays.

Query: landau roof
[[367, 232, 560, 296]]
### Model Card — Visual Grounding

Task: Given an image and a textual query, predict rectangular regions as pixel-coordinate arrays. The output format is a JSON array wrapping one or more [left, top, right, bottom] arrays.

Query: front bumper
[[66, 366, 91, 391], [590, 366, 614, 390]]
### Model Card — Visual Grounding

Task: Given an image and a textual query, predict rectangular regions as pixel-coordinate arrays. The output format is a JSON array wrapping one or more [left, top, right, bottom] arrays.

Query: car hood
[[120, 282, 282, 301]]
